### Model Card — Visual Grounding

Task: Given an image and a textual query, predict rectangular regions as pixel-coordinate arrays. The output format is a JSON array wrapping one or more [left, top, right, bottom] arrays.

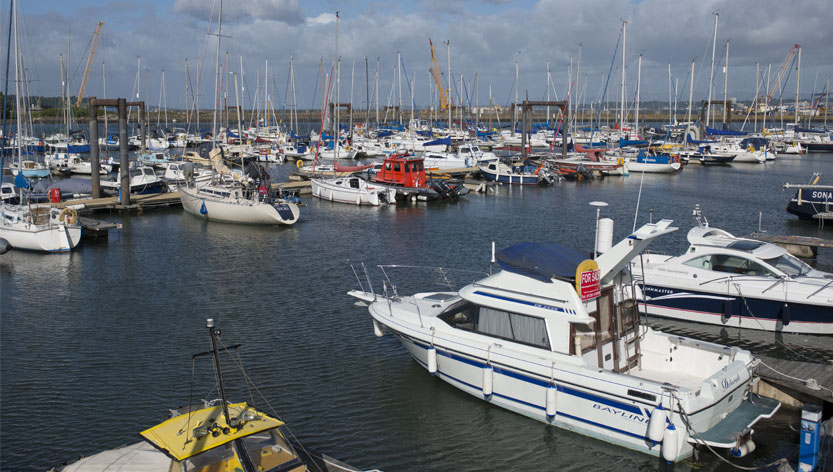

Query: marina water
[[1, 150, 831, 470]]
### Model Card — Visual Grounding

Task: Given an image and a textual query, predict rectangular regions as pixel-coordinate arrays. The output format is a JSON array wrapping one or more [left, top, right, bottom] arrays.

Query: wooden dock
[[52, 192, 183, 213], [747, 232, 833, 258], [754, 355, 833, 408]]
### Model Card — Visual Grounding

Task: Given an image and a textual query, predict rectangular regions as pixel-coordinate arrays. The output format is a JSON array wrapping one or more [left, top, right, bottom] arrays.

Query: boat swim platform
[[747, 232, 833, 258], [752, 355, 833, 409]]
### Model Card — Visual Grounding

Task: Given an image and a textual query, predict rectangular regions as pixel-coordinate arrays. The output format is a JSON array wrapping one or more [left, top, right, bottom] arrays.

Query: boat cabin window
[[393, 163, 401, 172], [764, 253, 812, 277], [418, 162, 424, 171], [439, 302, 550, 349], [385, 162, 392, 171], [349, 178, 359, 189], [404, 163, 410, 173], [686, 254, 772, 277]]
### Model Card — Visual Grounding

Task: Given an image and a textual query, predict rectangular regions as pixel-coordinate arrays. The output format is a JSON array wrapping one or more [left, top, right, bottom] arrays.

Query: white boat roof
[[686, 226, 787, 259], [459, 270, 595, 324]]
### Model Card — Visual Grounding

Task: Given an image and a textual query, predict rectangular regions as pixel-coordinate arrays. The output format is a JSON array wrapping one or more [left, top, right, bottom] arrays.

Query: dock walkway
[[755, 355, 833, 407], [747, 232, 833, 258]]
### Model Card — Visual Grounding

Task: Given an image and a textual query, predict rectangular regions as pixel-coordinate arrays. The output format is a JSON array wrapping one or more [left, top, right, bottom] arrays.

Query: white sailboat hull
[[179, 186, 300, 225], [0, 219, 81, 252]]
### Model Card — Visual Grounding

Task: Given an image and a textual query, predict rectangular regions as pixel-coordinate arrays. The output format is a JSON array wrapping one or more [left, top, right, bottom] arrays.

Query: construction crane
[[763, 44, 799, 109], [429, 38, 448, 111], [76, 21, 104, 107]]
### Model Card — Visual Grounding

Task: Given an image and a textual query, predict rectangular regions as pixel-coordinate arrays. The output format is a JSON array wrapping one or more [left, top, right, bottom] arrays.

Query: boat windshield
[[183, 427, 299, 472], [763, 253, 813, 277]]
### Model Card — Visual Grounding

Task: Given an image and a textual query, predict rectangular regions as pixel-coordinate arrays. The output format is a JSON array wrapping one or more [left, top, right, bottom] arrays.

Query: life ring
[[296, 159, 303, 168], [617, 158, 624, 166], [59, 208, 78, 225]]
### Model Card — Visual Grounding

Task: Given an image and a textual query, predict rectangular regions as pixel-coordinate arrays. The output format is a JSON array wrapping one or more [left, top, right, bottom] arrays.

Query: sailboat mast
[[723, 40, 729, 125], [795, 45, 801, 124], [12, 0, 21, 166], [706, 12, 718, 127], [206, 319, 233, 428], [635, 54, 641, 137], [103, 61, 109, 157], [365, 57, 369, 130], [211, 0, 223, 148], [620, 20, 626, 137], [447, 41, 451, 131], [754, 62, 759, 132], [350, 60, 355, 137]]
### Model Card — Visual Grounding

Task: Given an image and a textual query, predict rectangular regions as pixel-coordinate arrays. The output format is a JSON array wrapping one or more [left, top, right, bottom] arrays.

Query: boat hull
[[311, 178, 394, 206], [377, 321, 754, 461], [0, 223, 81, 252], [179, 186, 300, 225], [638, 283, 833, 334]]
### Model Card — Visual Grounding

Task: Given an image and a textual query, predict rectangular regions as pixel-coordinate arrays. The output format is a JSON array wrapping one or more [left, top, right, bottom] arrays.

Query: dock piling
[[118, 98, 130, 206], [88, 96, 100, 198]]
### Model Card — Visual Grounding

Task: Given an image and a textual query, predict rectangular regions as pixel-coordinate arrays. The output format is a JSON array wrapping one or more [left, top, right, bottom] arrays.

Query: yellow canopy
[[140, 402, 283, 462]]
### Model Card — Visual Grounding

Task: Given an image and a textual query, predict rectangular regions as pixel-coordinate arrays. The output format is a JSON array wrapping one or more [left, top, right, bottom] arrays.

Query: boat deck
[[627, 366, 704, 391]]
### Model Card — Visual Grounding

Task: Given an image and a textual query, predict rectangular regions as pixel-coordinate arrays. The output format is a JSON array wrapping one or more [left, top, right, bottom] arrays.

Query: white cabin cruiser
[[0, 203, 82, 252], [349, 219, 780, 462], [632, 207, 833, 334]]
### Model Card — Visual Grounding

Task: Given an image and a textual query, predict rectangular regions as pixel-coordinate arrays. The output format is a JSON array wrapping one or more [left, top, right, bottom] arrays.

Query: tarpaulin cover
[[497, 242, 590, 282]]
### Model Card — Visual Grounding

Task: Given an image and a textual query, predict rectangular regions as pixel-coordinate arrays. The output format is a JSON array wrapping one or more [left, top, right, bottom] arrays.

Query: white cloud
[[172, 0, 305, 24]]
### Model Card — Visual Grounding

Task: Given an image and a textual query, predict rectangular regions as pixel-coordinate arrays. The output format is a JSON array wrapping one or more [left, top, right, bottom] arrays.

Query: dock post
[[88, 97, 100, 198], [118, 98, 130, 206]]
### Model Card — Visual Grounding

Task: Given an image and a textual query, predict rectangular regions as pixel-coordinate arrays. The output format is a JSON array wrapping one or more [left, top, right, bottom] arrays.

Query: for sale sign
[[575, 259, 601, 301]]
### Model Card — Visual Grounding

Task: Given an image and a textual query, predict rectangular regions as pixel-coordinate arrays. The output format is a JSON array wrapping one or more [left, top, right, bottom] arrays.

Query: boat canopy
[[424, 137, 451, 147], [140, 402, 283, 462], [705, 125, 747, 136], [497, 242, 590, 283]]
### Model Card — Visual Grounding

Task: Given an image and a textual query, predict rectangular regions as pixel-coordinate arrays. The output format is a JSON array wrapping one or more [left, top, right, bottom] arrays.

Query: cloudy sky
[[8, 0, 833, 112]]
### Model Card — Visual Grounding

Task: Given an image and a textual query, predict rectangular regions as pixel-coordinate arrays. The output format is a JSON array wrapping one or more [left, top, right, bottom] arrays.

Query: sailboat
[[56, 319, 379, 472], [178, 0, 299, 225], [0, 1, 82, 253]]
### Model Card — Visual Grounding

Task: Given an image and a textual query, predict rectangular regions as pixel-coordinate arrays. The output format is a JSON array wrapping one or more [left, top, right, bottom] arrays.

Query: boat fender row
[[427, 346, 438, 375]]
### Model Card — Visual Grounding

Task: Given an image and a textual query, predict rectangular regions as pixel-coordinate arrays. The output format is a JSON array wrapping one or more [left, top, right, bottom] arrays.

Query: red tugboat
[[370, 153, 469, 201]]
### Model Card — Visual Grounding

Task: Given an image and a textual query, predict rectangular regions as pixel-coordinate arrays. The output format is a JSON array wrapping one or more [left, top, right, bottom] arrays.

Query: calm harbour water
[[1, 150, 831, 471]]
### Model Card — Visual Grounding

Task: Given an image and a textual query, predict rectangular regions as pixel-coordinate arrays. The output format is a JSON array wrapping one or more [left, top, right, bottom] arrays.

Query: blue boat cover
[[794, 126, 828, 134], [705, 125, 747, 136], [497, 242, 590, 283], [424, 137, 451, 146]]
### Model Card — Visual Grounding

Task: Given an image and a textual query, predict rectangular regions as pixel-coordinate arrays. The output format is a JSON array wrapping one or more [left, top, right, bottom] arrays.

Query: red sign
[[575, 259, 601, 301]]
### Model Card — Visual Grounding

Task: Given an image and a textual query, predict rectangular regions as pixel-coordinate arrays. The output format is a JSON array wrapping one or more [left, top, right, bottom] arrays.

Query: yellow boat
[[56, 320, 379, 472]]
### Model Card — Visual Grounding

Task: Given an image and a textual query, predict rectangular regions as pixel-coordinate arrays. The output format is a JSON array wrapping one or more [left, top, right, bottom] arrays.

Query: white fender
[[372, 319, 385, 337], [730, 439, 756, 458], [356, 193, 361, 205], [661, 423, 678, 462], [647, 403, 667, 443], [546, 384, 557, 418], [482, 364, 493, 397], [427, 346, 437, 375]]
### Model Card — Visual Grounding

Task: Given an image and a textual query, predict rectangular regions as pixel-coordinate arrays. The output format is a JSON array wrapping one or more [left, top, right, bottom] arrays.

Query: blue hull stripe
[[473, 290, 577, 315], [644, 284, 831, 324], [409, 337, 649, 437]]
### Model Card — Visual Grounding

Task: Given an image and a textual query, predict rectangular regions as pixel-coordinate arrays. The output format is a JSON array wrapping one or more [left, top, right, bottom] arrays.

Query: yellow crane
[[429, 38, 448, 111], [76, 21, 104, 107]]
